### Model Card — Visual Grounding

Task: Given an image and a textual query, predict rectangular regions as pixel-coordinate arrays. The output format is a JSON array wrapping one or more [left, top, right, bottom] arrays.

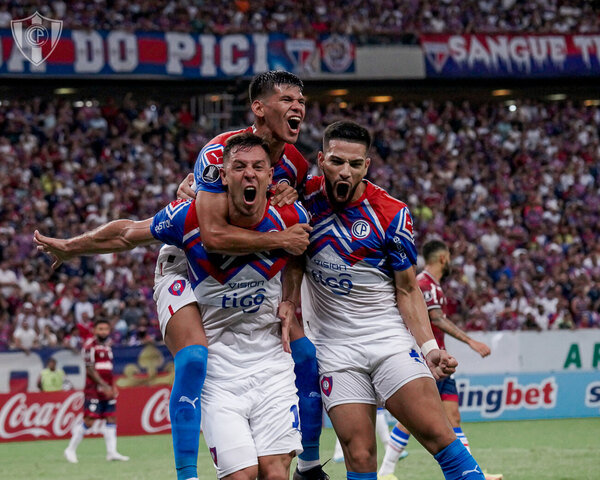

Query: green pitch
[[2, 418, 599, 479]]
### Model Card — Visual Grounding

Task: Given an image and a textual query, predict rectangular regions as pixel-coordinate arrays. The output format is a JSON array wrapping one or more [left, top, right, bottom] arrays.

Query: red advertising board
[[0, 386, 172, 442]]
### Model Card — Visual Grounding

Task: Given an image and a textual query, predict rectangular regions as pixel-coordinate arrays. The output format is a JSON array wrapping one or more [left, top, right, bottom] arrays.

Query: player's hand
[[279, 223, 312, 255], [177, 173, 196, 200], [469, 339, 491, 358], [270, 183, 298, 207], [425, 349, 458, 380], [277, 300, 295, 353], [33, 230, 72, 269], [99, 384, 114, 398]]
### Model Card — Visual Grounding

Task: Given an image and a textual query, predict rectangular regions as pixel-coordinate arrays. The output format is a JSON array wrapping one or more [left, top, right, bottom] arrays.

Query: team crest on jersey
[[351, 219, 371, 239], [321, 376, 333, 397], [168, 280, 186, 296], [202, 164, 221, 183], [209, 446, 218, 466]]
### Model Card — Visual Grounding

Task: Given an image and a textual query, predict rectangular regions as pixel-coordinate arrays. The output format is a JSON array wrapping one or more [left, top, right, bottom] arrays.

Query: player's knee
[[342, 439, 377, 471], [290, 336, 316, 364], [175, 344, 208, 379], [259, 463, 289, 480]]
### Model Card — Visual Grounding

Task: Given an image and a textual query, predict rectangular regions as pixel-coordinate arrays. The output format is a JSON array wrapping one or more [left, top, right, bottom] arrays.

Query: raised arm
[[33, 218, 157, 269], [429, 309, 491, 357], [196, 190, 311, 255], [394, 267, 458, 379]]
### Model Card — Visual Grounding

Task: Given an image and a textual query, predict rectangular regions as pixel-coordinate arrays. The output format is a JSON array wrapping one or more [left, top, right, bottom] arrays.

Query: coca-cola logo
[[0, 392, 83, 439], [141, 388, 171, 433]]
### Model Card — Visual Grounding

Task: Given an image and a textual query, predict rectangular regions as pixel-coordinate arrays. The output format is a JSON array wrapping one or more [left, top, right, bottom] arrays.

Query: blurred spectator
[[12, 318, 39, 353], [38, 324, 59, 347], [37, 357, 65, 392]]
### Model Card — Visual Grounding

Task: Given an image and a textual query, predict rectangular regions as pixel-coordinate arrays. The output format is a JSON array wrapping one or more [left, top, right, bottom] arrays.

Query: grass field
[[2, 418, 599, 480]]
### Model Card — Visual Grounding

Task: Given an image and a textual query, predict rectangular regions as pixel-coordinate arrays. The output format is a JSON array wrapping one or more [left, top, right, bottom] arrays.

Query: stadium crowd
[[0, 92, 599, 352], [0, 0, 598, 44]]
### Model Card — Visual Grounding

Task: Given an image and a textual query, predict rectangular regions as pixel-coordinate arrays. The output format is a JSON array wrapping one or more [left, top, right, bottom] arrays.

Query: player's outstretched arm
[[394, 268, 458, 380], [33, 218, 157, 269], [429, 309, 491, 358], [196, 190, 311, 255]]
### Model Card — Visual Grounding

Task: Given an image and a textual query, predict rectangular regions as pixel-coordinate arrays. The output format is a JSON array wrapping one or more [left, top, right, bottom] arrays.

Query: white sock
[[104, 423, 118, 455], [454, 427, 471, 453], [297, 459, 321, 472], [333, 437, 344, 459], [67, 422, 86, 452], [378, 425, 410, 476], [376, 409, 391, 445]]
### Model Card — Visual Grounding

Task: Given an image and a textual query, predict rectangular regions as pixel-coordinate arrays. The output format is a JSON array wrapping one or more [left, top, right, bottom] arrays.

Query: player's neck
[[253, 125, 286, 164], [424, 265, 442, 283], [228, 199, 268, 228]]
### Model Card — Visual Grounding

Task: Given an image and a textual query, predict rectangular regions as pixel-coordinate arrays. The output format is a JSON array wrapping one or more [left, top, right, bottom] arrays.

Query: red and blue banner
[[421, 34, 600, 78], [0, 29, 354, 77]]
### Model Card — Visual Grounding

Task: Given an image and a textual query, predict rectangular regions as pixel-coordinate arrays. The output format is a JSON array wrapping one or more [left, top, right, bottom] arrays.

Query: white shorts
[[201, 366, 303, 478], [153, 273, 197, 337], [316, 337, 433, 411]]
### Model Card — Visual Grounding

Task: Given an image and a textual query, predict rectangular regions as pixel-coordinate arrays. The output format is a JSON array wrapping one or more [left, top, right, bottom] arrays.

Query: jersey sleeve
[[422, 282, 445, 311], [193, 142, 225, 193], [384, 206, 418, 272], [150, 199, 190, 248]]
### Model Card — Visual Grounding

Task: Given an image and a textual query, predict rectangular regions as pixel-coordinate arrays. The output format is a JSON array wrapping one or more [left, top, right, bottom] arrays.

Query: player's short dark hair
[[94, 318, 111, 328], [249, 70, 304, 102], [323, 121, 372, 151], [223, 132, 270, 164], [422, 239, 449, 263]]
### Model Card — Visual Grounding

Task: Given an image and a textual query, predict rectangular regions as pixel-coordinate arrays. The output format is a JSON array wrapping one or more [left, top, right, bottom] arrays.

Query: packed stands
[[1, 0, 598, 44], [0, 93, 598, 352]]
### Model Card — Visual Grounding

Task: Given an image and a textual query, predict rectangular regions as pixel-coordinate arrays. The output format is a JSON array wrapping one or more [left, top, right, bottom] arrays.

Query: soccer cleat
[[64, 448, 78, 463], [483, 472, 503, 480], [378, 475, 398, 480], [106, 452, 130, 461], [293, 465, 330, 480], [398, 450, 409, 461]]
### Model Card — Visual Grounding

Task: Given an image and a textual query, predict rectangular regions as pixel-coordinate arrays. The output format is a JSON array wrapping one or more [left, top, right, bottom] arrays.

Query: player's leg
[[378, 422, 410, 478], [385, 377, 484, 479], [332, 436, 344, 463], [319, 356, 379, 480], [439, 377, 471, 453], [371, 344, 484, 480], [289, 318, 325, 479], [102, 400, 129, 461], [375, 408, 391, 445], [257, 452, 295, 480], [163, 301, 208, 480], [64, 410, 95, 463], [439, 383, 504, 480], [328, 403, 378, 477], [251, 364, 303, 480], [201, 378, 261, 480]]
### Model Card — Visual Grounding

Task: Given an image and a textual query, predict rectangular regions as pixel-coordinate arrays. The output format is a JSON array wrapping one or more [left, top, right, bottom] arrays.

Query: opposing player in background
[[63, 318, 129, 464], [284, 121, 486, 480], [35, 133, 308, 479], [378, 239, 502, 480]]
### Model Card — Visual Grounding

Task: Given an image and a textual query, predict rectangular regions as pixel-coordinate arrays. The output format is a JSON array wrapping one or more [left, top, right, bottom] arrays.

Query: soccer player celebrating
[[63, 318, 129, 463], [284, 121, 487, 480], [35, 133, 309, 480], [378, 239, 502, 480], [174, 70, 325, 480]]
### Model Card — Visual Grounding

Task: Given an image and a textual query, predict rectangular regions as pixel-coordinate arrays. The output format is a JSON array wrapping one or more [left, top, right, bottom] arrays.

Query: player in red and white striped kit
[[64, 318, 129, 463]]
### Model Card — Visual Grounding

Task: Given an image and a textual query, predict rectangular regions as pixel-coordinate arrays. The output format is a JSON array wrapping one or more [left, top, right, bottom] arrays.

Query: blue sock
[[434, 438, 484, 479], [347, 472, 377, 480], [170, 345, 208, 480], [291, 337, 322, 463]]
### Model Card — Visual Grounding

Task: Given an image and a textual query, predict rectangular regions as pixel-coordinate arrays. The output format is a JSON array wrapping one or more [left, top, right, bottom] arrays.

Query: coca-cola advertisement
[[0, 344, 175, 442], [0, 386, 172, 442]]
